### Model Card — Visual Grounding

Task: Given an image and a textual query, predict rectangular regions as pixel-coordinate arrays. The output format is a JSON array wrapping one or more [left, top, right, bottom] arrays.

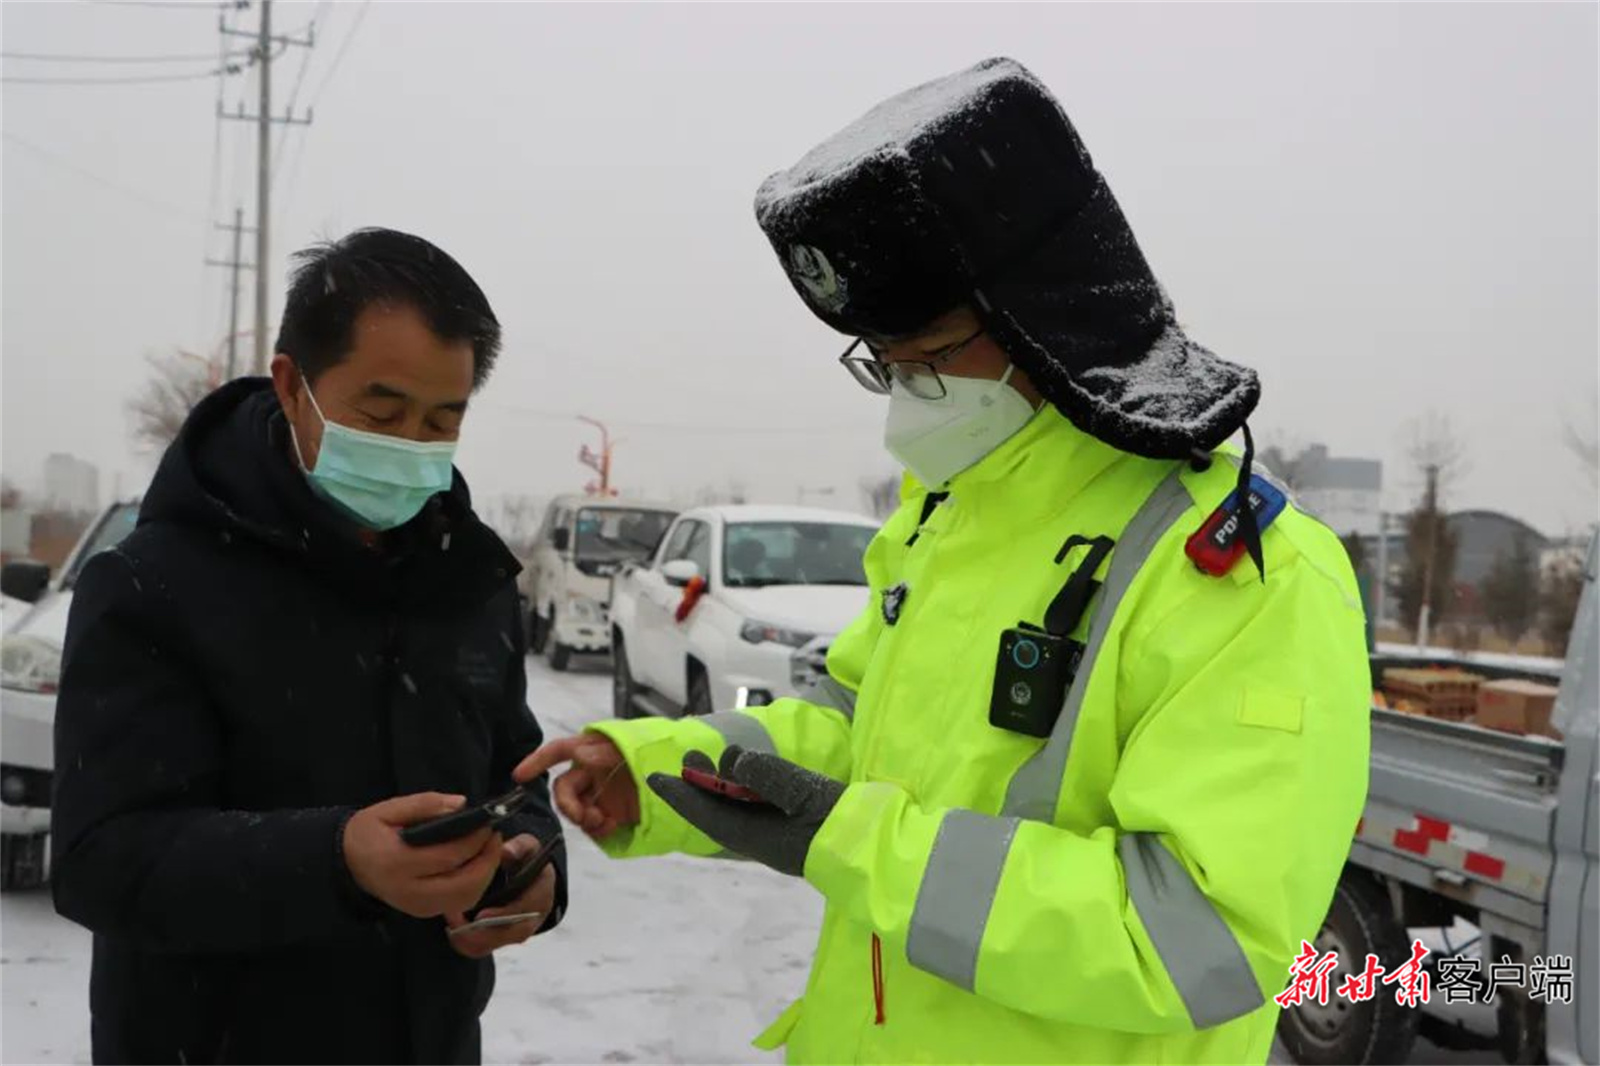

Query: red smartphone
[[681, 766, 766, 804]]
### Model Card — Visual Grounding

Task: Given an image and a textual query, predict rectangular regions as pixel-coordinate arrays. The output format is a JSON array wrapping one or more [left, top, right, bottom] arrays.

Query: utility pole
[[206, 207, 255, 381], [220, 0, 314, 376], [1416, 462, 1440, 648], [254, 0, 271, 377]]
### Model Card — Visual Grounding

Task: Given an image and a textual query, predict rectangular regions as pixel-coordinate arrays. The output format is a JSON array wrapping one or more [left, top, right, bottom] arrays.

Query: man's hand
[[341, 793, 502, 919], [514, 734, 639, 839], [445, 834, 559, 959]]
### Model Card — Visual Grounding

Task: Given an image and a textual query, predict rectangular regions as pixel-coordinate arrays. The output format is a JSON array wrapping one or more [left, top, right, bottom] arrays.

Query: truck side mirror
[[1, 560, 51, 604], [662, 559, 701, 588], [551, 528, 570, 553]]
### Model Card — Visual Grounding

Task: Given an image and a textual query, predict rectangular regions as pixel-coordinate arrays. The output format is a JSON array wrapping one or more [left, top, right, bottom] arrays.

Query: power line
[[2, 131, 209, 224], [271, 0, 326, 188], [1, 47, 256, 63], [198, 22, 231, 347], [301, 0, 368, 115], [4, 35, 287, 85], [2, 65, 240, 85], [79, 0, 241, 9], [278, 0, 364, 224]]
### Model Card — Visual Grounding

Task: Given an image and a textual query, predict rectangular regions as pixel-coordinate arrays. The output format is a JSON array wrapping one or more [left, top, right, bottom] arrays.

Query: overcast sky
[[3, 1, 1596, 536]]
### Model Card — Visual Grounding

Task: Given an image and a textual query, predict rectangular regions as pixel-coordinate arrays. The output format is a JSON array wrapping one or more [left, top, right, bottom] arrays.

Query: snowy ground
[[2, 653, 1500, 1064]]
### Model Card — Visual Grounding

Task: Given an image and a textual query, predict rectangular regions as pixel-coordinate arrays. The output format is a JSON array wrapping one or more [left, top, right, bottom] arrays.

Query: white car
[[520, 495, 677, 671], [609, 505, 880, 718], [1, 500, 140, 889]]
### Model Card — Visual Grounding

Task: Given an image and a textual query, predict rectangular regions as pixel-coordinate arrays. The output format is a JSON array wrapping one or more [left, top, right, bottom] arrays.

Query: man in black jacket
[[51, 228, 566, 1065]]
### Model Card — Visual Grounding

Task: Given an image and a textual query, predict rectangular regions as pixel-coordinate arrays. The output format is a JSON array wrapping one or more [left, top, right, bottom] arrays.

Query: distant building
[[1357, 509, 1554, 627], [43, 453, 99, 515], [1448, 511, 1548, 587], [0, 507, 33, 565], [1260, 443, 1383, 537]]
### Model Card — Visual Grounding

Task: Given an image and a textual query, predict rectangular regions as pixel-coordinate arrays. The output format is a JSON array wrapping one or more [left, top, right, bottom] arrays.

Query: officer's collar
[[930, 403, 1126, 521]]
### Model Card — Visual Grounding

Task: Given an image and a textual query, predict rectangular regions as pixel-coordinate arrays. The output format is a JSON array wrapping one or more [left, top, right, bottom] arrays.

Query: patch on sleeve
[[1237, 689, 1305, 733]]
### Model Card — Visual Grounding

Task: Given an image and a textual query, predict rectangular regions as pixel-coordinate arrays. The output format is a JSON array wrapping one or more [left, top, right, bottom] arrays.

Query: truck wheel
[[686, 664, 713, 717], [1, 832, 48, 891], [529, 607, 549, 655], [613, 637, 641, 719], [549, 639, 572, 673], [1493, 939, 1548, 1065], [1276, 871, 1419, 1066], [541, 608, 572, 672]]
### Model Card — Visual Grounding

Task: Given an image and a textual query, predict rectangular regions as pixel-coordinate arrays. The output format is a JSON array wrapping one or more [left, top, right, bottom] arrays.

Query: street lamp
[[578, 416, 617, 497]]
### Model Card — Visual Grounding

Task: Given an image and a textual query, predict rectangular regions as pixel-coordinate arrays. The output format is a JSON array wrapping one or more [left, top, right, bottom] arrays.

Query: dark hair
[[275, 228, 501, 389]]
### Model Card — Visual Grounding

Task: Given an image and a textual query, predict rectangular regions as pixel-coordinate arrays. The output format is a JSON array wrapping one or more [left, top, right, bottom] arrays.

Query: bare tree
[[1406, 411, 1470, 493], [1340, 531, 1369, 581], [1258, 435, 1313, 492], [1397, 413, 1468, 645], [1563, 395, 1598, 489], [1480, 535, 1540, 644], [127, 351, 219, 452], [860, 473, 901, 519], [485, 495, 546, 557], [1540, 550, 1586, 655]]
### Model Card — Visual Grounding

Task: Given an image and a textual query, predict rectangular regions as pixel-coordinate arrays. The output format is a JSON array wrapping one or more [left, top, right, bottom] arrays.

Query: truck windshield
[[574, 509, 675, 564], [723, 522, 877, 589], [61, 503, 140, 589]]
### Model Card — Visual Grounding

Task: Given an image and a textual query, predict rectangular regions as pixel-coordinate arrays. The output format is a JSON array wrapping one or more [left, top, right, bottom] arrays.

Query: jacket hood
[[140, 378, 519, 608]]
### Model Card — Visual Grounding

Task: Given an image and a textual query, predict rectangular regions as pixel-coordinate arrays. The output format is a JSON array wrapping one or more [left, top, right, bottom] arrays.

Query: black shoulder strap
[[1043, 535, 1116, 637], [905, 491, 949, 547]]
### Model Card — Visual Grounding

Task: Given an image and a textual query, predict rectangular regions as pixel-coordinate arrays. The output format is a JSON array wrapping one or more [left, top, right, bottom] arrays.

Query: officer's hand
[[445, 834, 559, 959], [341, 793, 503, 919], [514, 735, 639, 839]]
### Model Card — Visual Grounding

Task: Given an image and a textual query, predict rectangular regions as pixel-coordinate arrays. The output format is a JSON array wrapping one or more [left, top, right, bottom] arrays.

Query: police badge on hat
[[788, 244, 848, 315]]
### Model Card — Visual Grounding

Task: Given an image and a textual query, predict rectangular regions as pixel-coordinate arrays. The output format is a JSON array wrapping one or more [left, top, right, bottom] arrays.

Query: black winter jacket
[[51, 379, 565, 1065]]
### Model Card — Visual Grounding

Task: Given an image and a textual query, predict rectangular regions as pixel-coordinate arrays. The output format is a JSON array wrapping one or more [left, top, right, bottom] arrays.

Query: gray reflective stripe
[[1119, 833, 1265, 1027], [1003, 467, 1194, 821], [905, 809, 1020, 991], [700, 711, 776, 754], [812, 675, 857, 723]]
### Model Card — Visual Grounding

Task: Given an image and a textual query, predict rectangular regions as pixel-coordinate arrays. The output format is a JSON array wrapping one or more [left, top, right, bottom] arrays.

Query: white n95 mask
[[883, 365, 1038, 489]]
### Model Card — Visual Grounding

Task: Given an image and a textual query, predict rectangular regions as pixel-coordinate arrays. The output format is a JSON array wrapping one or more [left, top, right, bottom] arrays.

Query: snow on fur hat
[[753, 57, 1260, 462]]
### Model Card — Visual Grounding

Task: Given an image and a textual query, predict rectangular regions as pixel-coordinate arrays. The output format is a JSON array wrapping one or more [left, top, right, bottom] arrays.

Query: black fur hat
[[754, 57, 1259, 461]]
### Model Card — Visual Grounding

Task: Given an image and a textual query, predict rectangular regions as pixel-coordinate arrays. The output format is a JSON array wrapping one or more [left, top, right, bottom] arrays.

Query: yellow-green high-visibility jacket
[[587, 405, 1371, 1065]]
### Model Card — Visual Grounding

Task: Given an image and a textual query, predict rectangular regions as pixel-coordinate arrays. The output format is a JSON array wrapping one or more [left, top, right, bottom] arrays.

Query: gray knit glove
[[646, 746, 845, 877]]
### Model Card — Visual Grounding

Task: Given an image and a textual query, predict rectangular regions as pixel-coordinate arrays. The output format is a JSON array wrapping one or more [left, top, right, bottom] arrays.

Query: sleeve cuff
[[332, 809, 391, 922], [584, 717, 730, 859]]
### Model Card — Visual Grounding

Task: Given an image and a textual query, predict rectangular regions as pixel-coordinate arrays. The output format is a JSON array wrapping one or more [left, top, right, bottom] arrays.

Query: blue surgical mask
[[290, 386, 457, 531]]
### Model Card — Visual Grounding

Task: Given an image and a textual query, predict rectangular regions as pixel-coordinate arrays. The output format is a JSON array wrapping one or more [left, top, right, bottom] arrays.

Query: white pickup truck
[[608, 504, 879, 718], [1278, 531, 1597, 1065], [0, 500, 141, 889]]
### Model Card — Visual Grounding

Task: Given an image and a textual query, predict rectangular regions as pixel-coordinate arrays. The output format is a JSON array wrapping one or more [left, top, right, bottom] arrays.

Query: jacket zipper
[[376, 613, 400, 794]]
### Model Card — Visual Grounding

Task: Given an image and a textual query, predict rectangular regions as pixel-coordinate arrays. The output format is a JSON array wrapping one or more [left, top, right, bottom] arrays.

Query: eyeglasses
[[838, 328, 986, 401]]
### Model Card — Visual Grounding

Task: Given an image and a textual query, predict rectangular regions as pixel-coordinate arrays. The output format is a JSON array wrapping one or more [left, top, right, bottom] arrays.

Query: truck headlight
[[1, 634, 62, 694], [565, 594, 606, 625], [740, 620, 815, 648]]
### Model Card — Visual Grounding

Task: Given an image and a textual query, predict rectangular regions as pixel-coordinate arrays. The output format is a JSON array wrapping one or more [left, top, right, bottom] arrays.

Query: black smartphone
[[399, 786, 531, 847], [473, 833, 563, 916]]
